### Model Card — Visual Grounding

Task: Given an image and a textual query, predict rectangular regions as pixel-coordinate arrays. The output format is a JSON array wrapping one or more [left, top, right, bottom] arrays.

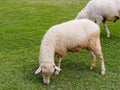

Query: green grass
[[0, 0, 120, 90]]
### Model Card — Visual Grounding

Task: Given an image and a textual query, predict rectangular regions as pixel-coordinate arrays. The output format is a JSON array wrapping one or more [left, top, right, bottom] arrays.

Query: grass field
[[0, 0, 120, 90]]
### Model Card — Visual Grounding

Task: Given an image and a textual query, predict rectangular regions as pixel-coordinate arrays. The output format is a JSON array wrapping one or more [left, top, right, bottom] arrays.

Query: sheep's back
[[87, 0, 120, 19], [51, 19, 100, 53]]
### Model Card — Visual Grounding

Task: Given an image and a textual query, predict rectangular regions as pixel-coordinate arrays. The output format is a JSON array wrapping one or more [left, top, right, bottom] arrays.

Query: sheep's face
[[41, 63, 55, 84], [35, 63, 61, 84]]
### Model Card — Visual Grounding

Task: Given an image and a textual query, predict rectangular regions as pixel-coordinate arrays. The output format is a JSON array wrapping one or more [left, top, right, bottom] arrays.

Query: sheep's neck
[[77, 8, 89, 19], [40, 45, 55, 64]]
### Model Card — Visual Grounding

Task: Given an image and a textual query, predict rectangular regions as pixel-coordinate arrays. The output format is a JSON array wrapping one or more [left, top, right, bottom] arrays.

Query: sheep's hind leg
[[89, 50, 96, 70], [89, 36, 105, 75], [94, 39, 106, 75], [98, 52, 105, 75], [55, 57, 62, 75]]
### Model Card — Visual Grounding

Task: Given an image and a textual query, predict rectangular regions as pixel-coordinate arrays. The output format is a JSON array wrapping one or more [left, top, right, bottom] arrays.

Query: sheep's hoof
[[90, 66, 95, 70], [54, 71, 60, 75], [107, 34, 110, 38], [101, 70, 105, 76]]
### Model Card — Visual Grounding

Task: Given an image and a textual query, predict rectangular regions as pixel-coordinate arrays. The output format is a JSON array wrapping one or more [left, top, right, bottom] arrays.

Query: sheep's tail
[[35, 66, 41, 74]]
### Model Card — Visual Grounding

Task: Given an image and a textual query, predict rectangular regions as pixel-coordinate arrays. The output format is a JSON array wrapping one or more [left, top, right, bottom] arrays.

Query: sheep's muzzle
[[43, 74, 51, 85]]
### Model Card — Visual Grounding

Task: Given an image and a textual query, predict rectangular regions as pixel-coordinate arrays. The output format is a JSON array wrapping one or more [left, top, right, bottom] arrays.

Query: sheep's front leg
[[103, 21, 110, 38], [55, 57, 62, 75], [89, 51, 96, 70], [96, 17, 110, 38]]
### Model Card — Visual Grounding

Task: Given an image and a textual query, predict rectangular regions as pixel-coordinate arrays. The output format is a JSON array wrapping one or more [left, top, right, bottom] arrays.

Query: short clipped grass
[[0, 0, 120, 90]]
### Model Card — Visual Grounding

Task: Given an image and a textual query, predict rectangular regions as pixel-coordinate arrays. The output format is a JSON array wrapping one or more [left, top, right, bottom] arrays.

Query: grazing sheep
[[35, 19, 105, 84], [75, 0, 120, 38]]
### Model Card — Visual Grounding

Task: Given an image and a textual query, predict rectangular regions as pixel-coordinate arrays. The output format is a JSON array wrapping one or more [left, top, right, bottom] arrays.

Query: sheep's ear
[[35, 66, 41, 74], [55, 66, 61, 71]]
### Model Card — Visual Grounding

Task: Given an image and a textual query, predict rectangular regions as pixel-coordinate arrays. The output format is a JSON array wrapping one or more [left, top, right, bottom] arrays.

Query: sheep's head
[[35, 63, 61, 84]]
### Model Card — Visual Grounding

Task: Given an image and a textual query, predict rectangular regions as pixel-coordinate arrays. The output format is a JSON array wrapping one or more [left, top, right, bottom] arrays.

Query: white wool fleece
[[76, 0, 120, 38], [39, 19, 100, 64]]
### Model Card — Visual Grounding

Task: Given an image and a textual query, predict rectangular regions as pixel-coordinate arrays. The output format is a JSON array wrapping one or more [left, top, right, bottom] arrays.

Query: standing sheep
[[35, 19, 106, 85], [75, 0, 120, 38]]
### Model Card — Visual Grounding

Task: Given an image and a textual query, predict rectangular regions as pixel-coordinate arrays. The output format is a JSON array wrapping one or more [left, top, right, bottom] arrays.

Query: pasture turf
[[0, 0, 120, 90]]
